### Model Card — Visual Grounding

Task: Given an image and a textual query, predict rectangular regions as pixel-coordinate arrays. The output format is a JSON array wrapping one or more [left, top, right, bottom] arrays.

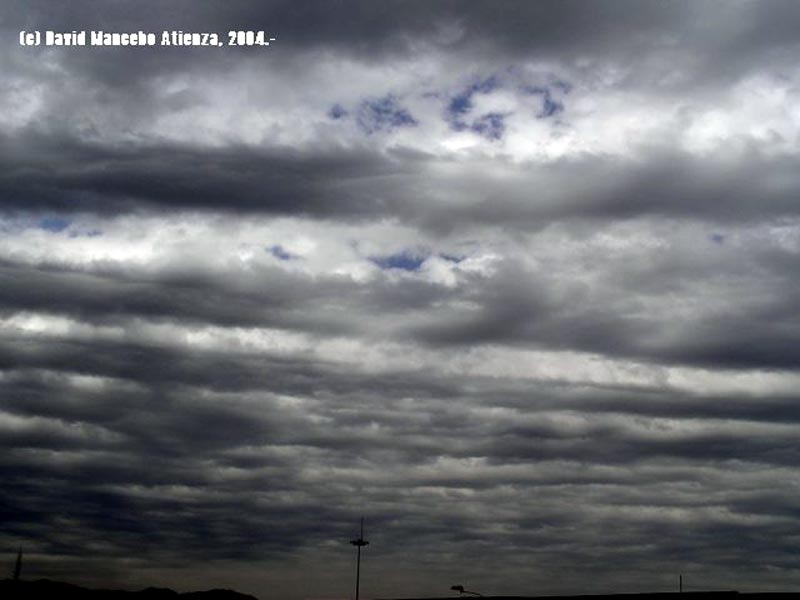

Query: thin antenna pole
[[13, 548, 22, 581], [350, 517, 369, 600], [356, 519, 362, 600], [679, 574, 683, 593]]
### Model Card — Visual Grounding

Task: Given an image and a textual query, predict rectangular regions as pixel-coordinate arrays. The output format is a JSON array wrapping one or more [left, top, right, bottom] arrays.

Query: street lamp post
[[13, 548, 22, 581], [350, 518, 369, 600], [451, 584, 482, 597]]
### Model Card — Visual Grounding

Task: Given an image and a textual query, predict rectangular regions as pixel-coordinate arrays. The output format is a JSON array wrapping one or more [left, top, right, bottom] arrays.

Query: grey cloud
[[3, 221, 800, 378], [0, 131, 410, 218], [408, 250, 800, 370], [4, 127, 800, 230], [3, 328, 800, 593], [4, 1, 797, 83]]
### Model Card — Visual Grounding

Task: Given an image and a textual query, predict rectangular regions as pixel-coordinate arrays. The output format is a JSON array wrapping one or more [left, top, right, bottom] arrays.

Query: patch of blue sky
[[445, 75, 509, 139], [439, 253, 465, 264], [370, 250, 428, 272], [328, 103, 347, 120], [445, 75, 502, 123], [474, 75, 501, 94], [38, 216, 71, 233], [539, 95, 563, 118], [470, 112, 506, 141], [521, 84, 565, 118], [447, 91, 473, 117], [0, 214, 97, 236], [356, 95, 417, 134], [267, 245, 297, 260]]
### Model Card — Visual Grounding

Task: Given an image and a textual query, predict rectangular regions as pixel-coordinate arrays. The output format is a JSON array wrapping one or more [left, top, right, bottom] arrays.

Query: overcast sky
[[2, 1, 800, 598]]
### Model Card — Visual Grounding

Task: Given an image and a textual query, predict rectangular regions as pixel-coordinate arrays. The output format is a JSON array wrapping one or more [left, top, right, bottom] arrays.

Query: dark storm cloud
[[415, 152, 800, 232], [0, 255, 459, 339], [3, 347, 800, 576], [403, 252, 800, 370], [4, 129, 800, 227], [0, 131, 414, 218], [1, 1, 800, 227], [4, 331, 798, 483], [4, 1, 799, 81]]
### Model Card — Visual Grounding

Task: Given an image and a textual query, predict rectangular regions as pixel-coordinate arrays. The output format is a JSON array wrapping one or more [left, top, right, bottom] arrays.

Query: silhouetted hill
[[0, 579, 258, 600]]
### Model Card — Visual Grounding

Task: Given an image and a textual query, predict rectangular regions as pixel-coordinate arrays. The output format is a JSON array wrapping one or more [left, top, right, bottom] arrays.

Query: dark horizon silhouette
[[0, 578, 258, 600], [4, 1, 800, 599], [8, 578, 800, 600]]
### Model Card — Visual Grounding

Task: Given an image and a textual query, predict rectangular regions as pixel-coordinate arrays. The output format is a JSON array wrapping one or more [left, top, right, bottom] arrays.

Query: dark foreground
[[6, 582, 800, 600], [381, 594, 800, 600], [0, 579, 258, 600]]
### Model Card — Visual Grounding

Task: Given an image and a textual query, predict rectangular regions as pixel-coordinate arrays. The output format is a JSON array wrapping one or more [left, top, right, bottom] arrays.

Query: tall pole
[[350, 517, 369, 600], [13, 548, 22, 581]]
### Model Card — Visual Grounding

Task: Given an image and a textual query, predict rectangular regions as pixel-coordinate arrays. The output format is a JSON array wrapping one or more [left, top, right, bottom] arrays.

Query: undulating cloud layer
[[2, 1, 800, 598]]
